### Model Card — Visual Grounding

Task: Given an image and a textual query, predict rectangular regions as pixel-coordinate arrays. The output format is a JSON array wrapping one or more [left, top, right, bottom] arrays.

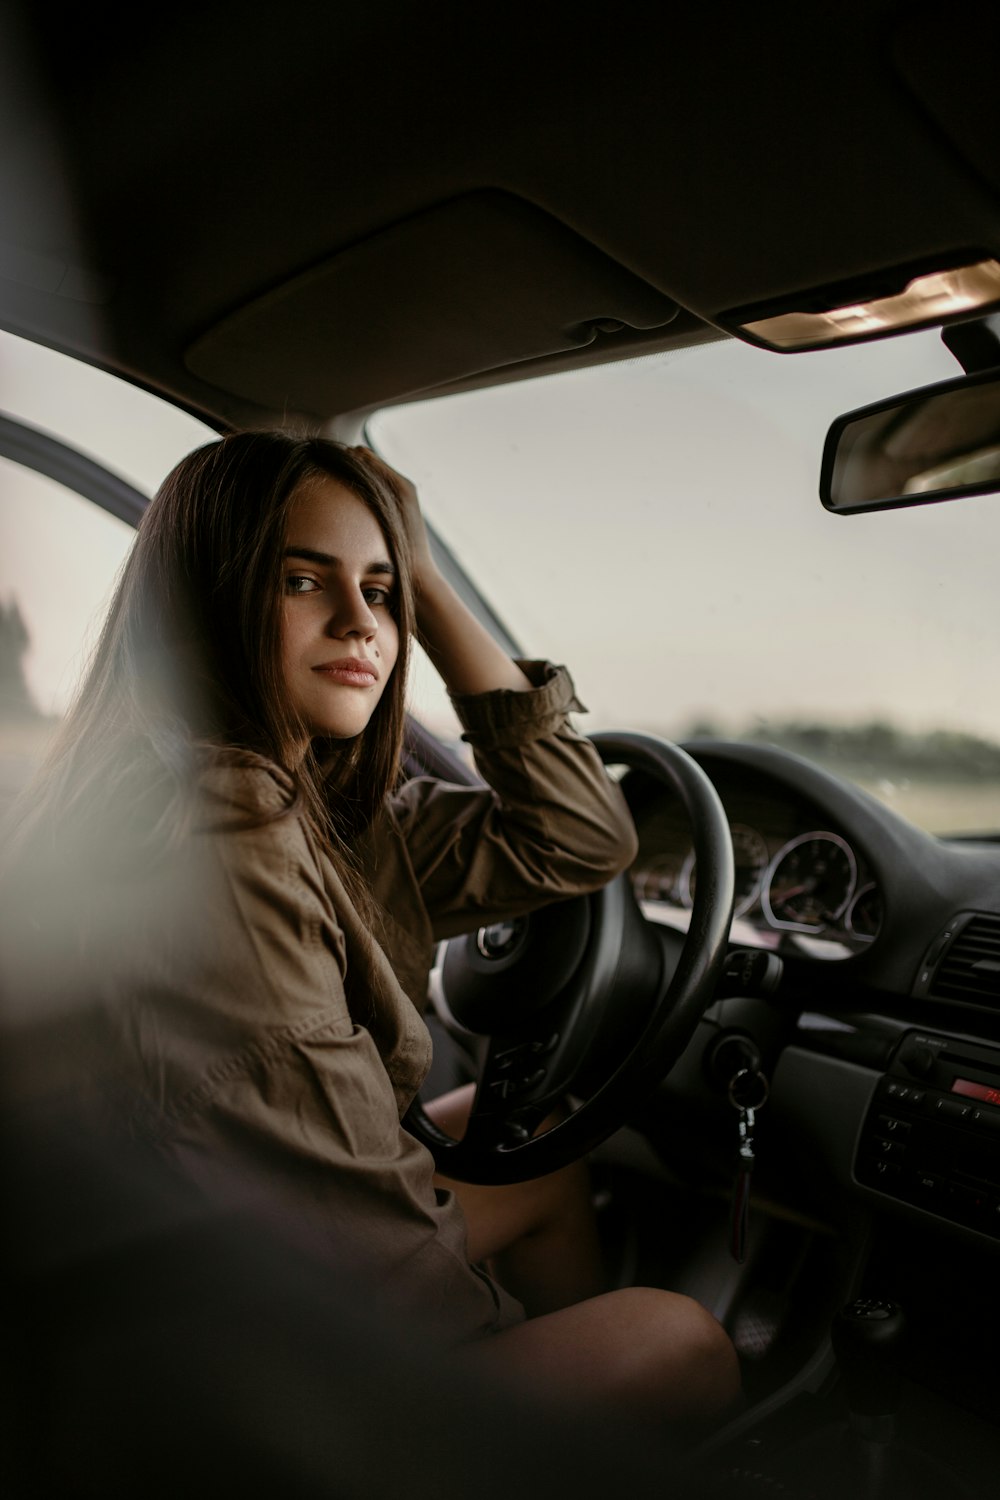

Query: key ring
[[727, 1066, 769, 1113]]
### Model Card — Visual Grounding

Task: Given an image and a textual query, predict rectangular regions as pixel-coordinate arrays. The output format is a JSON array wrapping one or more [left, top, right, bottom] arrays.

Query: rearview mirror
[[820, 366, 1000, 514]]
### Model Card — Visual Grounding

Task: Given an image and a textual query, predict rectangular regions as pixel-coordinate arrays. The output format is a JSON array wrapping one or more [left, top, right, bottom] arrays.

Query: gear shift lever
[[712, 1297, 970, 1500], [832, 1297, 906, 1425], [830, 1298, 906, 1499]]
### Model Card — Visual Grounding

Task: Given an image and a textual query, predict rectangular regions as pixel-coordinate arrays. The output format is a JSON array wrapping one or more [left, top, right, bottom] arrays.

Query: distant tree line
[[682, 715, 1000, 781], [0, 596, 41, 720]]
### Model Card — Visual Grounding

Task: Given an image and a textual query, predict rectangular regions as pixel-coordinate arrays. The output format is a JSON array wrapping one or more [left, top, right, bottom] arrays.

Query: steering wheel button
[[509, 1068, 547, 1096], [529, 1034, 560, 1055]]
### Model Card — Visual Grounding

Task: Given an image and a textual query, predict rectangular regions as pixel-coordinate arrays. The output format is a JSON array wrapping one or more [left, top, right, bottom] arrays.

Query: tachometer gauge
[[679, 823, 769, 918], [762, 831, 857, 933]]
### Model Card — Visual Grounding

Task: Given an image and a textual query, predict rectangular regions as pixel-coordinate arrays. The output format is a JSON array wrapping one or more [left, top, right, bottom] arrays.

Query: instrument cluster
[[629, 784, 883, 959]]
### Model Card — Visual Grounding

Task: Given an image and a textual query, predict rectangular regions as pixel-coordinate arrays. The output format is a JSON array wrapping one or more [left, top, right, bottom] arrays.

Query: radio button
[[935, 1098, 973, 1121], [877, 1114, 911, 1135], [872, 1160, 901, 1182]]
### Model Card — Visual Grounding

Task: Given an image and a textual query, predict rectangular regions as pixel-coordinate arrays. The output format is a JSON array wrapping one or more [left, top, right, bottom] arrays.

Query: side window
[[406, 640, 465, 749], [0, 458, 134, 812], [0, 327, 216, 816]]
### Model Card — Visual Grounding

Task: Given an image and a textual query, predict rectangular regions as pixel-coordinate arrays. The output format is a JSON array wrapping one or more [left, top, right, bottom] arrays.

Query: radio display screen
[[953, 1077, 1000, 1107]]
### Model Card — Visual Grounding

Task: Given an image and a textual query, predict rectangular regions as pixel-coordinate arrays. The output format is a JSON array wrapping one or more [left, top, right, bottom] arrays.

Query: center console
[[855, 1030, 1000, 1238]]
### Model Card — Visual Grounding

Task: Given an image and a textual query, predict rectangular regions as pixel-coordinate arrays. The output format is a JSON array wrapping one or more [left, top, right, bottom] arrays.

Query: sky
[[2, 322, 1000, 752]]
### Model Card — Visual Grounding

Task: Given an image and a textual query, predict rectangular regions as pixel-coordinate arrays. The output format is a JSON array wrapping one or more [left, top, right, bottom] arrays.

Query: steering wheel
[[404, 733, 734, 1184]]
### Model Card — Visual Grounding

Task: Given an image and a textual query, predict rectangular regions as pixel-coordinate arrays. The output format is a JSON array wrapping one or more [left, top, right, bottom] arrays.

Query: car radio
[[855, 1030, 1000, 1239]]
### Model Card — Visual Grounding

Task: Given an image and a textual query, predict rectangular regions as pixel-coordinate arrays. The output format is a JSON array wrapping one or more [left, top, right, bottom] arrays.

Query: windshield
[[371, 330, 1000, 837]]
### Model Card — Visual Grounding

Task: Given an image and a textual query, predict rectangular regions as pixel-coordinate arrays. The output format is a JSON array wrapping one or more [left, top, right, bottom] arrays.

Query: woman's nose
[[326, 588, 377, 638]]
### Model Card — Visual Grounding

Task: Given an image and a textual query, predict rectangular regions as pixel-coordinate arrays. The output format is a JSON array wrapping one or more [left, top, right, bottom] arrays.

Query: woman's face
[[280, 474, 399, 748]]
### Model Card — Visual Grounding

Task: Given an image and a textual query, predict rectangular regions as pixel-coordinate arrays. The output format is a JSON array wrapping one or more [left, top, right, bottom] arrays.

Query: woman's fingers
[[351, 445, 435, 583]]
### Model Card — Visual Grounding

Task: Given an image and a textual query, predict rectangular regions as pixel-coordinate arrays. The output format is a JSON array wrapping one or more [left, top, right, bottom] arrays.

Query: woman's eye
[[284, 574, 321, 595], [363, 585, 394, 607]]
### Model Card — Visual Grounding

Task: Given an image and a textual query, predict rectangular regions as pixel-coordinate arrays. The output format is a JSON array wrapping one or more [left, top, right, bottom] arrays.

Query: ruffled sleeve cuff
[[449, 660, 586, 749]]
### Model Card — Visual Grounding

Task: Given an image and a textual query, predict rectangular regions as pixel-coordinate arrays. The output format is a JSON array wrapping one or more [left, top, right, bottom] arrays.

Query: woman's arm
[[383, 664, 639, 940], [355, 448, 637, 935], [355, 448, 531, 697]]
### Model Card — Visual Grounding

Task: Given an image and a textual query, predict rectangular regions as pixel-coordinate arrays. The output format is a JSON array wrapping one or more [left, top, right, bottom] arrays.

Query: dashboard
[[621, 738, 1000, 994]]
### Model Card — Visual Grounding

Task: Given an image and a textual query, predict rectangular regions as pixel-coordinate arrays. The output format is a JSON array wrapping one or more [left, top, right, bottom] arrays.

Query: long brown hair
[[4, 432, 414, 877]]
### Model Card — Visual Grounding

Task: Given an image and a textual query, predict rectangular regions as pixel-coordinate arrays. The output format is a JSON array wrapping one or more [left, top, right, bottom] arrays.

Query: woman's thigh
[[459, 1285, 741, 1425]]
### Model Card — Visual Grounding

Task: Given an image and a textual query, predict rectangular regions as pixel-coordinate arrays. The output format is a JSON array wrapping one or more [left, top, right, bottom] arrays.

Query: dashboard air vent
[[930, 913, 1000, 1004]]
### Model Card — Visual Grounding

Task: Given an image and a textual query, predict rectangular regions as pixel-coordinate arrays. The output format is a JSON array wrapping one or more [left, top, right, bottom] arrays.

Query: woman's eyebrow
[[283, 546, 395, 575]]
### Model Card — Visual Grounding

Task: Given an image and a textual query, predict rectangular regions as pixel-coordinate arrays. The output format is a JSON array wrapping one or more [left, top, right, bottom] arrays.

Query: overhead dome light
[[729, 256, 1000, 352]]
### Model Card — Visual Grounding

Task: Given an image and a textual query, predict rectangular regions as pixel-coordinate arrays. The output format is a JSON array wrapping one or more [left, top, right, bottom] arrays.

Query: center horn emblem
[[476, 916, 528, 960]]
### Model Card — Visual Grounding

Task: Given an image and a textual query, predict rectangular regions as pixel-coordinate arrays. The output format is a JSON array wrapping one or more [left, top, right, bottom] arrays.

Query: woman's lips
[[312, 659, 379, 687]]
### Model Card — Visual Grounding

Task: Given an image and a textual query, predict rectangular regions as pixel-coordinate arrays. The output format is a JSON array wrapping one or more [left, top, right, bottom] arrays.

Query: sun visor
[[184, 192, 678, 416], [891, 4, 1000, 204]]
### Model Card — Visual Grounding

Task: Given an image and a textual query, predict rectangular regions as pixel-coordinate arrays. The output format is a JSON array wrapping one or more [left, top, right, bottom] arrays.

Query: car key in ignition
[[728, 1065, 769, 1264]]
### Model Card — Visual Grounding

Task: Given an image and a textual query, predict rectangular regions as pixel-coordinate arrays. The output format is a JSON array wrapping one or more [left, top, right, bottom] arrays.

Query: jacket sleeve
[[387, 661, 638, 941]]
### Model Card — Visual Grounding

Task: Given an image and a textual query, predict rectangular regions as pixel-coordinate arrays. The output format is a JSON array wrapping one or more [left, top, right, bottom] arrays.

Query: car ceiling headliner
[[1, 0, 999, 431]]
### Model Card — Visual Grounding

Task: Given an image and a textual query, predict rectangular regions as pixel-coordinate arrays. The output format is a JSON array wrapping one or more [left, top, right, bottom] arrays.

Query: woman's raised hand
[[351, 446, 437, 595], [350, 445, 529, 697]]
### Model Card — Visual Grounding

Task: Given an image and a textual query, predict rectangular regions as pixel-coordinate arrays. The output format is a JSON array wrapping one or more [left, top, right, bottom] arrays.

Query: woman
[[0, 434, 738, 1425]]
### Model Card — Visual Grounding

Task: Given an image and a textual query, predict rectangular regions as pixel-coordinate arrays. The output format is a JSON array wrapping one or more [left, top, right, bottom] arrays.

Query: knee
[[668, 1294, 741, 1418], [617, 1287, 741, 1421]]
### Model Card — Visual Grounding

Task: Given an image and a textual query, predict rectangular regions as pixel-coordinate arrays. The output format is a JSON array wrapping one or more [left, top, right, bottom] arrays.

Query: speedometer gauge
[[762, 831, 857, 933], [680, 822, 769, 918]]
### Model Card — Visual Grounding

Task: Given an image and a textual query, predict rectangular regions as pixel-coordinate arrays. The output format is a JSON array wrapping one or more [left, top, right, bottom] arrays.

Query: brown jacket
[[5, 663, 637, 1344]]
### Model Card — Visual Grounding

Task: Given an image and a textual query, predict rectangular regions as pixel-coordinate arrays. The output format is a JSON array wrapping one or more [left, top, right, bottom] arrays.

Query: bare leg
[[427, 1086, 741, 1425], [458, 1285, 741, 1428], [427, 1083, 604, 1316]]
